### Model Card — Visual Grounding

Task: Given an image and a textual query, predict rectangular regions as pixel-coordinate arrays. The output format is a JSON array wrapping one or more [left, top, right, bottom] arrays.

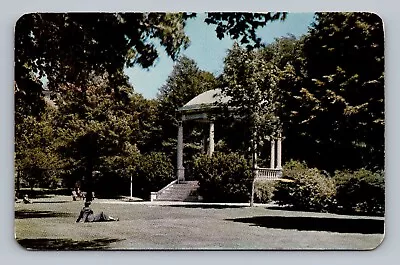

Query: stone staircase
[[153, 180, 201, 202]]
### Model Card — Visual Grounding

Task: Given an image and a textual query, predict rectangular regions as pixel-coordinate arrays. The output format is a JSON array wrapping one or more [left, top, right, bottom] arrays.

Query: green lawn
[[15, 196, 384, 250]]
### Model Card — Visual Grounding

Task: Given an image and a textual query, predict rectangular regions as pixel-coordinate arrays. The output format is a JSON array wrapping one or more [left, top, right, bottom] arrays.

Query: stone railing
[[150, 179, 177, 202], [255, 167, 282, 180]]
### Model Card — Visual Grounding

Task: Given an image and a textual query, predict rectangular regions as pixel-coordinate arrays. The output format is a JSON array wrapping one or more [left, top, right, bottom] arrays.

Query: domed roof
[[178, 88, 231, 112]]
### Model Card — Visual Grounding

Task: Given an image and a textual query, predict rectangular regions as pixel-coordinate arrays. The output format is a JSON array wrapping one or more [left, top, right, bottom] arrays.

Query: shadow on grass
[[15, 210, 74, 219], [17, 238, 122, 250], [267, 206, 384, 217], [226, 215, 384, 234], [163, 204, 246, 209], [32, 201, 72, 204]]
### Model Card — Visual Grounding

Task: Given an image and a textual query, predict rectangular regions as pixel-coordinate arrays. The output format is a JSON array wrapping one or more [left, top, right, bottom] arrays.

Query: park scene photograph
[[14, 12, 385, 250]]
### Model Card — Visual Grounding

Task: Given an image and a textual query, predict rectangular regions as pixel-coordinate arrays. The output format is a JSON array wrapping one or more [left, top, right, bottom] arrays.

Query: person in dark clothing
[[76, 201, 119, 222], [23, 194, 32, 204]]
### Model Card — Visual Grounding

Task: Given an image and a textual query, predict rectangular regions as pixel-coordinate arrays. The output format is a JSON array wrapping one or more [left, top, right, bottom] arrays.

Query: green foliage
[[155, 56, 219, 165], [249, 13, 385, 172], [254, 181, 277, 203], [132, 152, 175, 199], [205, 12, 286, 48], [192, 152, 252, 202], [15, 108, 65, 189], [157, 56, 219, 123], [15, 12, 286, 112], [15, 13, 190, 92], [273, 161, 384, 215], [52, 79, 159, 198], [274, 160, 336, 212], [333, 169, 385, 215], [94, 152, 174, 199], [222, 43, 281, 142], [293, 12, 384, 171], [56, 85, 138, 159]]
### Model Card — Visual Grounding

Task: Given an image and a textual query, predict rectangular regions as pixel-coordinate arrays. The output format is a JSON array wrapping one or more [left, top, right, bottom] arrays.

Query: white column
[[177, 121, 185, 182], [208, 121, 214, 157], [253, 145, 258, 169], [270, 140, 275, 169], [277, 133, 282, 169], [252, 131, 258, 169], [203, 133, 207, 154]]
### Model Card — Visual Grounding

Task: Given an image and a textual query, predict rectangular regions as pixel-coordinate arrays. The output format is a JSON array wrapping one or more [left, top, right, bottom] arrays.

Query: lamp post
[[130, 175, 133, 198]]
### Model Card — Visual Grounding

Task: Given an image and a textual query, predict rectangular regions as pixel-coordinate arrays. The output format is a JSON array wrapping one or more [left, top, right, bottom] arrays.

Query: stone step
[[154, 181, 200, 202], [158, 192, 193, 197]]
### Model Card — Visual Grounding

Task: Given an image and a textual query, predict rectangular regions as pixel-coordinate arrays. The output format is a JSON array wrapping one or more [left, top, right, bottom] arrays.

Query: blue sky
[[125, 13, 315, 99]]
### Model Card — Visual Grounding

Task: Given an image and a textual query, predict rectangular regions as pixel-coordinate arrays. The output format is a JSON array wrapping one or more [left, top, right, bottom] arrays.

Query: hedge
[[192, 152, 252, 202], [334, 169, 384, 216], [274, 160, 336, 212]]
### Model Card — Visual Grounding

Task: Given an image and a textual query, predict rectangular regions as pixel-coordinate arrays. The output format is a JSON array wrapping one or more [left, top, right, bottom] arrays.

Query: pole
[[250, 178, 255, 207], [130, 175, 133, 198], [250, 131, 257, 207]]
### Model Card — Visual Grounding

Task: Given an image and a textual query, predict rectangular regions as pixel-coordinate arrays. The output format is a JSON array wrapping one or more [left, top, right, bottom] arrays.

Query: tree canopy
[[221, 43, 281, 155], [218, 12, 384, 172], [15, 12, 286, 112], [297, 12, 384, 170]]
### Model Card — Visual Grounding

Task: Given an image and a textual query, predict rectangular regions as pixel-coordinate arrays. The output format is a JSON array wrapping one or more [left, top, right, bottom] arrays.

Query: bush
[[192, 152, 252, 202], [254, 181, 277, 203], [334, 169, 384, 216], [93, 173, 126, 198], [274, 160, 336, 212], [132, 152, 175, 199]]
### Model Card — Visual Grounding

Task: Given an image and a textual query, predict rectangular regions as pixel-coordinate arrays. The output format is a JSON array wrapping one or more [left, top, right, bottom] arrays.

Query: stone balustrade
[[255, 167, 283, 180]]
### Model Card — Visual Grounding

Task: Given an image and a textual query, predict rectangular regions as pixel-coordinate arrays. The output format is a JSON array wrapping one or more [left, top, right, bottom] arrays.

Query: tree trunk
[[250, 130, 257, 207], [83, 155, 94, 202], [85, 166, 93, 202], [250, 178, 255, 207]]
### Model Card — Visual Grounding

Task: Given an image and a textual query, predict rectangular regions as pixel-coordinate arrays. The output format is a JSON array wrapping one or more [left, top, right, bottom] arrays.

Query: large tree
[[260, 35, 311, 165], [222, 43, 281, 152], [257, 13, 384, 171], [15, 107, 64, 190], [54, 78, 147, 199], [221, 43, 281, 205], [298, 12, 384, 171]]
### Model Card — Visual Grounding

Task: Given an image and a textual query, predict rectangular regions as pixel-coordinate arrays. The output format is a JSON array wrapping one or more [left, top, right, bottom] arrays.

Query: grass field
[[14, 196, 384, 250]]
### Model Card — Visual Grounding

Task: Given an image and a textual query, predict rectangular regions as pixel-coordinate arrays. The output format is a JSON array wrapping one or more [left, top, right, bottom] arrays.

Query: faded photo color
[[14, 12, 384, 250]]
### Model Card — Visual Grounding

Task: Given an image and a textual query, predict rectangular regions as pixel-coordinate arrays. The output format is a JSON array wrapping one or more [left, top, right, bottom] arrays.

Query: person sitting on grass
[[23, 194, 32, 204], [76, 201, 119, 223], [72, 190, 78, 201]]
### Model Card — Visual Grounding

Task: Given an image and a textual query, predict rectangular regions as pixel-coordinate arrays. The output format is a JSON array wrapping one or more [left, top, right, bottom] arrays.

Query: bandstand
[[176, 88, 283, 182]]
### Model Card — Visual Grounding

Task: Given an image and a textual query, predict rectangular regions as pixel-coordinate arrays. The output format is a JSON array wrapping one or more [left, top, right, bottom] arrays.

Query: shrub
[[132, 152, 175, 199], [254, 180, 277, 203], [334, 169, 384, 216], [93, 173, 126, 198], [192, 152, 252, 202], [274, 160, 336, 212]]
